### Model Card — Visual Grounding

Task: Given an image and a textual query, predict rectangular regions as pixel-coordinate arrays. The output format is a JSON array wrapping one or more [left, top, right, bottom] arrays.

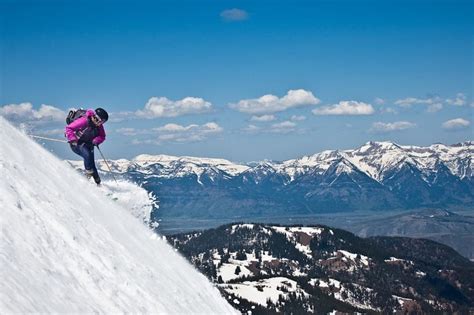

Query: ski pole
[[96, 145, 119, 185], [30, 135, 68, 143], [30, 134, 119, 184]]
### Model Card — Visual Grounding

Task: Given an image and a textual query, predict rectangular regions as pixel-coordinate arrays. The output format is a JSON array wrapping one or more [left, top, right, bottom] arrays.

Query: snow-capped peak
[[132, 154, 250, 176], [330, 158, 358, 176], [69, 141, 472, 183], [356, 141, 402, 154]]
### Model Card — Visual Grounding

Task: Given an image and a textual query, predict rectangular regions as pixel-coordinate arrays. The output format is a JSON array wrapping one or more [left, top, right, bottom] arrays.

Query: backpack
[[66, 109, 87, 124]]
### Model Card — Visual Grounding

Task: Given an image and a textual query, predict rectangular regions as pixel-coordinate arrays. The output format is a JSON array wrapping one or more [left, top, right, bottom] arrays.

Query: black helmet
[[95, 108, 109, 122]]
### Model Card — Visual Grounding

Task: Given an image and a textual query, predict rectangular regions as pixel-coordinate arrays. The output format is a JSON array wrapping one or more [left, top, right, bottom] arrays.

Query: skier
[[65, 108, 109, 184]]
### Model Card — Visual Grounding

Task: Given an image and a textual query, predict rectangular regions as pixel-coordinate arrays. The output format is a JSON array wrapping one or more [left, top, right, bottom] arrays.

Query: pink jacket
[[65, 109, 106, 145]]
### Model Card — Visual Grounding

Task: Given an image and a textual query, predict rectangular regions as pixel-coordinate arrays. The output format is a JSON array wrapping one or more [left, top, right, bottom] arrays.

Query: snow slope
[[0, 117, 236, 313], [98, 179, 159, 226]]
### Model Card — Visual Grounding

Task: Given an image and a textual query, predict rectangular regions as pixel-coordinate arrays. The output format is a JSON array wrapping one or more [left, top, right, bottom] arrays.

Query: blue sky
[[1, 0, 472, 161]]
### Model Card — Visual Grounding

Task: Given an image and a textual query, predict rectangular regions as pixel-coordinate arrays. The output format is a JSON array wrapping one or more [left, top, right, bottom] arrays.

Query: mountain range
[[73, 141, 473, 222]]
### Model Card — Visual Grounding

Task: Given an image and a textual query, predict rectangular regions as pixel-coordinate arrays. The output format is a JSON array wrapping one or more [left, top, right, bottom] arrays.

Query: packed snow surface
[[0, 117, 236, 313]]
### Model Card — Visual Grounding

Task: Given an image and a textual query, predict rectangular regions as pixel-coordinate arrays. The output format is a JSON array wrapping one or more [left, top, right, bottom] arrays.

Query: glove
[[69, 141, 78, 147]]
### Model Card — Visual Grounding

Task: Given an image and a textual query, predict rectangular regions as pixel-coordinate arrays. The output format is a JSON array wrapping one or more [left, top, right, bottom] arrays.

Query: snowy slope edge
[[0, 117, 236, 314]]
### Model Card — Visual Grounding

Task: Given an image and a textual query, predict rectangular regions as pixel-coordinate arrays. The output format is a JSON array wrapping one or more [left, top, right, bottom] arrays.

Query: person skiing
[[65, 108, 108, 184]]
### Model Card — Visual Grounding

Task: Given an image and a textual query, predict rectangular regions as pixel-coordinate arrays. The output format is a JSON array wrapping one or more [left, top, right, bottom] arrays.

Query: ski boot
[[85, 169, 94, 180], [85, 169, 101, 186], [92, 170, 101, 185]]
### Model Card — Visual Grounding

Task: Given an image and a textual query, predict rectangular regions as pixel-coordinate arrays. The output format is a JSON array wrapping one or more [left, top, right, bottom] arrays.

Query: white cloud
[[35, 105, 65, 121], [242, 120, 299, 134], [442, 118, 470, 130], [243, 124, 261, 133], [395, 94, 452, 113], [374, 97, 385, 105], [121, 122, 222, 144], [136, 96, 212, 118], [137, 122, 223, 144], [250, 114, 276, 122], [380, 107, 398, 114], [0, 103, 34, 117], [370, 121, 416, 133], [0, 102, 65, 122], [154, 122, 222, 143], [290, 115, 306, 121], [116, 128, 136, 136], [154, 123, 194, 132], [395, 93, 468, 109], [394, 96, 441, 107], [446, 93, 467, 106], [230, 89, 320, 114], [109, 111, 135, 123], [131, 139, 154, 145], [115, 127, 149, 136], [220, 8, 248, 21], [270, 121, 296, 133], [426, 103, 443, 113], [312, 101, 374, 116]]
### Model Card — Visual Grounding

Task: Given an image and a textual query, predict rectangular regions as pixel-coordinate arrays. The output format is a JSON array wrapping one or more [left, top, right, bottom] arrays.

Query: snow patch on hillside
[[338, 250, 369, 266], [218, 263, 253, 282], [309, 278, 380, 311], [221, 277, 309, 307], [273, 226, 324, 257], [231, 223, 255, 233]]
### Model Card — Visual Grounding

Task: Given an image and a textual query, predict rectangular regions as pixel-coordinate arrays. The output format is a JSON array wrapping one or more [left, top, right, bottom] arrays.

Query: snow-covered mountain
[[69, 140, 473, 223], [169, 223, 474, 313], [90, 154, 250, 180], [83, 140, 473, 183], [0, 117, 236, 313]]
